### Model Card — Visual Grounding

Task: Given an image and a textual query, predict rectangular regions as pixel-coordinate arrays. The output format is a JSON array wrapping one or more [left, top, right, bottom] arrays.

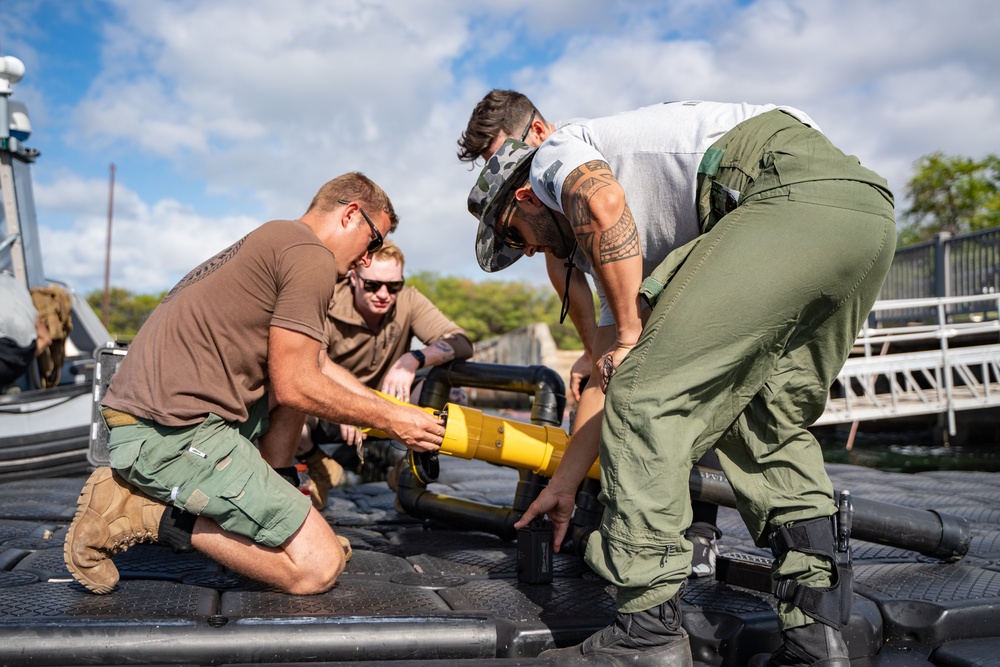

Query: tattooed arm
[[561, 160, 643, 390]]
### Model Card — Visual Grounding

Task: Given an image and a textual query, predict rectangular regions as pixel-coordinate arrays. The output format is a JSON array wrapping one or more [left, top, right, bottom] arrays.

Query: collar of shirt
[[327, 278, 401, 332]]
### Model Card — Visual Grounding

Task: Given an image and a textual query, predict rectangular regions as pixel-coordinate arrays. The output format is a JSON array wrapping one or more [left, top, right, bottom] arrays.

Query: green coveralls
[[584, 111, 896, 629]]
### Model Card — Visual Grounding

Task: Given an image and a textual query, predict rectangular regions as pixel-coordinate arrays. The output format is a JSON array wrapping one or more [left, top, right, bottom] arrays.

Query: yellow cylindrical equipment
[[367, 391, 599, 480]]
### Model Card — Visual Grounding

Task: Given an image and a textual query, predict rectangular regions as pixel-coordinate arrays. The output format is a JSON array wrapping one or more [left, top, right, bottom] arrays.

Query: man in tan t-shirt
[[289, 239, 473, 507], [64, 172, 445, 596], [329, 240, 473, 400]]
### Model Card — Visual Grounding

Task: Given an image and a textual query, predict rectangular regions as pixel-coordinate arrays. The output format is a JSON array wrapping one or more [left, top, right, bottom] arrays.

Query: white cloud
[[35, 173, 259, 293], [516, 0, 1000, 207], [12, 0, 1000, 295]]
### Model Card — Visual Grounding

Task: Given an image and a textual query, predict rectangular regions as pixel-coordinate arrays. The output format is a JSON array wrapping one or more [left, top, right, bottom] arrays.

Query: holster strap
[[769, 515, 853, 628]]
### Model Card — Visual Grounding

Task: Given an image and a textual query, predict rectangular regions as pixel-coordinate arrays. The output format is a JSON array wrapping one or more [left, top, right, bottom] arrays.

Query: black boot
[[749, 621, 849, 667], [540, 593, 692, 665]]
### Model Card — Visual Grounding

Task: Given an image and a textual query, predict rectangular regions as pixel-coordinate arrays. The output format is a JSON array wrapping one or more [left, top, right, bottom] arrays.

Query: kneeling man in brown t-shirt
[[65, 172, 444, 596]]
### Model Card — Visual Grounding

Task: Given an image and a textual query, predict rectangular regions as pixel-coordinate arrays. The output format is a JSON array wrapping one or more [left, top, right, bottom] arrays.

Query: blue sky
[[2, 0, 998, 294]]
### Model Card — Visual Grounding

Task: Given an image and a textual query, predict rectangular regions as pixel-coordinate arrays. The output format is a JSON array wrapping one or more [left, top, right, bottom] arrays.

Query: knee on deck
[[281, 546, 346, 595]]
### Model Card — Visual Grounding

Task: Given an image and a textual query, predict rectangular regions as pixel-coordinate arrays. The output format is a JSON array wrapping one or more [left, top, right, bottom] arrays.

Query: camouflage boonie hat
[[467, 138, 538, 273]]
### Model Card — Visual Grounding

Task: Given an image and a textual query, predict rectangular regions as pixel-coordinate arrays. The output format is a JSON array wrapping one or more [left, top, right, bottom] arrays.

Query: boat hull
[[0, 383, 92, 482]]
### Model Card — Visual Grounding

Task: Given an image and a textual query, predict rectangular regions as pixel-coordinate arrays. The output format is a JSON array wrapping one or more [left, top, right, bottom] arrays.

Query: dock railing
[[877, 227, 1000, 326], [820, 293, 1000, 435]]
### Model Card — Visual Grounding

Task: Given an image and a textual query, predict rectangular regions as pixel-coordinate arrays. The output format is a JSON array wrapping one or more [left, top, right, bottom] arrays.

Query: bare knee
[[278, 513, 347, 595], [283, 547, 345, 595]]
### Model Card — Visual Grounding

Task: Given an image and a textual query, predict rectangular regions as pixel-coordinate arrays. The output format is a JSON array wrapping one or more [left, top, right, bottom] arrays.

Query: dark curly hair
[[457, 89, 543, 163]]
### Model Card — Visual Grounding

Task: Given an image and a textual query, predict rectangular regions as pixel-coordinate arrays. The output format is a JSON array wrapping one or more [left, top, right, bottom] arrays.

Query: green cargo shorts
[[105, 397, 311, 548]]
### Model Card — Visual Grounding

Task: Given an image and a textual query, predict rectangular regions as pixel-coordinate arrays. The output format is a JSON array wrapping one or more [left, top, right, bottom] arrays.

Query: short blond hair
[[371, 239, 405, 268]]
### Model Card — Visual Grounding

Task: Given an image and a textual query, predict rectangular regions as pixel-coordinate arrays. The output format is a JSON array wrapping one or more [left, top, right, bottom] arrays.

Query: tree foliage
[[86, 288, 165, 340], [86, 275, 586, 349], [900, 152, 1000, 246], [407, 271, 584, 349]]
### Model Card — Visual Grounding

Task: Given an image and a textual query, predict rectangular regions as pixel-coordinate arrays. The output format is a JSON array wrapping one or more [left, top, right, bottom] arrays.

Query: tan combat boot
[[302, 449, 344, 510], [64, 467, 167, 594]]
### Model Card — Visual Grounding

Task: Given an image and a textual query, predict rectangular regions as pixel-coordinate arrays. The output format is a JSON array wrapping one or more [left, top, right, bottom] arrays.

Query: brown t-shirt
[[324, 280, 473, 389], [104, 220, 337, 426]]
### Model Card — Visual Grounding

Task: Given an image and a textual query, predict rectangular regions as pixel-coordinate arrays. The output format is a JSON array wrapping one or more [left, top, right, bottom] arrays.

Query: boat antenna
[[102, 162, 115, 328]]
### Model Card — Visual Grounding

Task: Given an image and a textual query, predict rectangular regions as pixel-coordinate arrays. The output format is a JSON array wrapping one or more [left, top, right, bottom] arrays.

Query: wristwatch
[[410, 349, 426, 369]]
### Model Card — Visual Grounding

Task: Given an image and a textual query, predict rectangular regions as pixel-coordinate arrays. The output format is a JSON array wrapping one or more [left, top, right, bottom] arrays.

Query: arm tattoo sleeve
[[561, 160, 615, 229], [599, 206, 640, 264]]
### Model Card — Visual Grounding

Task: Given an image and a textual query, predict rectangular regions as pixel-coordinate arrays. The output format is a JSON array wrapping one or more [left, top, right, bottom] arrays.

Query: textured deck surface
[[2, 458, 1000, 666]]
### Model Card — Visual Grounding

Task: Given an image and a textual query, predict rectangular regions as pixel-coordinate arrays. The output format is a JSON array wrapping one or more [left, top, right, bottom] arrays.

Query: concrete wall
[[473, 323, 559, 368]]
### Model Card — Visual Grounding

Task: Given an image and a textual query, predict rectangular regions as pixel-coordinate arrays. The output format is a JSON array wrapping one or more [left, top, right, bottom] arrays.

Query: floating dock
[[1, 458, 999, 666]]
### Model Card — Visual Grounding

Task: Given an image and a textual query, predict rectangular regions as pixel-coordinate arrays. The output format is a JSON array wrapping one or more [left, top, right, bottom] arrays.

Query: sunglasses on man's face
[[338, 199, 383, 254], [498, 200, 527, 250], [359, 278, 405, 295]]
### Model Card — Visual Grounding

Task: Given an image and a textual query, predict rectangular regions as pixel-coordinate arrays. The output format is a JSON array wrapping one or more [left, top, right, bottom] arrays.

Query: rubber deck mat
[[1, 458, 999, 665]]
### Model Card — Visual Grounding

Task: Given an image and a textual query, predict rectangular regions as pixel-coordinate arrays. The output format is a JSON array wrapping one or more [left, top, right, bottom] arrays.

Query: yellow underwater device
[[366, 390, 600, 481], [369, 388, 971, 561]]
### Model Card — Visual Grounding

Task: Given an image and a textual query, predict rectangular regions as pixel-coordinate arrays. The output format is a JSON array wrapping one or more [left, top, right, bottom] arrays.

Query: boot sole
[[64, 467, 119, 595]]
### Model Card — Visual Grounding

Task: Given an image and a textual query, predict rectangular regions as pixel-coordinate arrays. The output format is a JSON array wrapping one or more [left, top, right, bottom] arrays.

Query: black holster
[[768, 511, 853, 629]]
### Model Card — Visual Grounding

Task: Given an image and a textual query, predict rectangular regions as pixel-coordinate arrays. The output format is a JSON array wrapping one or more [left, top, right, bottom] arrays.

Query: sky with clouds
[[1, 0, 998, 295]]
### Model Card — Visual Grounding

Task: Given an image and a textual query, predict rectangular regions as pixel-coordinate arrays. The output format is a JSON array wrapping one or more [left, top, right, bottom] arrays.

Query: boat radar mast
[[0, 55, 45, 288]]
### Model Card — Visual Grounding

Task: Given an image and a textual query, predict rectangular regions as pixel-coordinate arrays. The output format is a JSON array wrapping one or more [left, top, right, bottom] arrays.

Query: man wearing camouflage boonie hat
[[468, 101, 897, 667], [469, 137, 538, 273], [461, 90, 726, 582]]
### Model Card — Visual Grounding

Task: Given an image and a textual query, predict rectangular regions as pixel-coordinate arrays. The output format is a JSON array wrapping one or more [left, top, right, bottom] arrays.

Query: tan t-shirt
[[104, 220, 337, 426], [324, 280, 473, 389]]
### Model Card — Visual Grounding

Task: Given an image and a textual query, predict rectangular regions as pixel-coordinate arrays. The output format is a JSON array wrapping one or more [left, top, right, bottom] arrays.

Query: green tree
[[86, 274, 589, 349], [407, 271, 584, 349], [86, 288, 165, 340], [900, 152, 1000, 246]]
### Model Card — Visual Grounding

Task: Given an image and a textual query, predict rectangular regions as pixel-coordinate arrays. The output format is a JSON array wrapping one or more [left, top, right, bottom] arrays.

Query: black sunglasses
[[519, 109, 538, 142], [338, 199, 383, 254], [497, 197, 527, 250], [359, 278, 405, 294]]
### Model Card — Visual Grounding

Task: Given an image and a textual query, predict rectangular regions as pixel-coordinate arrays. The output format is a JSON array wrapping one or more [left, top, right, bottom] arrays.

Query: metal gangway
[[817, 293, 1000, 435]]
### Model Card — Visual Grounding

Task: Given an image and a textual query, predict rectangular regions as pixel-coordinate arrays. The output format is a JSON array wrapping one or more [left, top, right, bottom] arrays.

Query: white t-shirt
[[531, 101, 816, 325]]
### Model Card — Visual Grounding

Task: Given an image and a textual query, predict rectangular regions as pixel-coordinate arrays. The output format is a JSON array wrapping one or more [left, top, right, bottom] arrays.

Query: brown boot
[[303, 449, 344, 510], [64, 467, 167, 594]]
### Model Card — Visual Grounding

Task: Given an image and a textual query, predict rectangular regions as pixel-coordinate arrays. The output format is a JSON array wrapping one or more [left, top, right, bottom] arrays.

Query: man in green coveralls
[[470, 102, 896, 666], [458, 89, 726, 579], [65, 172, 445, 596]]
